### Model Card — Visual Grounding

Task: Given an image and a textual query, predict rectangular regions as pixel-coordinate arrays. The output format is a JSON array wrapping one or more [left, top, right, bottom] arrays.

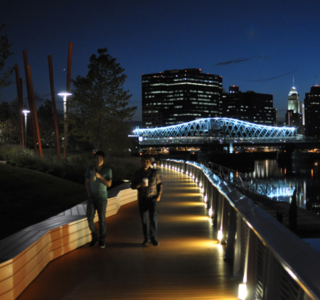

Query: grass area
[[0, 144, 142, 241], [0, 163, 87, 241]]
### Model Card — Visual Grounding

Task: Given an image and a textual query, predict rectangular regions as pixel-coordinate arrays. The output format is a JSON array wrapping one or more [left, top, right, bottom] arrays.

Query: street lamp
[[22, 109, 30, 148], [58, 92, 72, 159]]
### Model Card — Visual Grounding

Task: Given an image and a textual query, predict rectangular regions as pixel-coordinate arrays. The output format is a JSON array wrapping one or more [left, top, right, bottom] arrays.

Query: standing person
[[85, 151, 112, 248], [131, 155, 162, 246]]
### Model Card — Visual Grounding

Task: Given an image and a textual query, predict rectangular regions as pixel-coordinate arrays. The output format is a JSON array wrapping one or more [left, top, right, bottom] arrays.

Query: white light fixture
[[238, 283, 247, 300], [217, 230, 223, 241], [204, 195, 207, 203], [208, 206, 212, 216], [58, 92, 72, 158], [22, 109, 30, 147]]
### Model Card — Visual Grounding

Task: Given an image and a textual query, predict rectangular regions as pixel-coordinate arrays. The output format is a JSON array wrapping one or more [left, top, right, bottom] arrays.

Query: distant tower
[[288, 77, 300, 113]]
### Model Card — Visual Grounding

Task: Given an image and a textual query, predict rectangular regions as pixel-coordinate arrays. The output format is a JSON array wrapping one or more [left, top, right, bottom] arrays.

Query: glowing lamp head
[[22, 109, 30, 115], [217, 230, 223, 241], [58, 92, 72, 97]]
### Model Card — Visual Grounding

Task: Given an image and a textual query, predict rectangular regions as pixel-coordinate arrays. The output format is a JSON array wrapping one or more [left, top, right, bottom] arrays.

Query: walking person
[[131, 155, 162, 246], [85, 151, 112, 248]]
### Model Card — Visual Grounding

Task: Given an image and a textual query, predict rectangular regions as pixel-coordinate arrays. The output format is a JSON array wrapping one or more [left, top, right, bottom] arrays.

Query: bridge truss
[[132, 117, 296, 146]]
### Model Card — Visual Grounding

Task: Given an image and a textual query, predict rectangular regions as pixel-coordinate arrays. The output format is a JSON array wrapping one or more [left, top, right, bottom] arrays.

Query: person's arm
[[130, 172, 145, 189], [96, 174, 112, 187], [156, 172, 163, 202], [85, 178, 91, 197], [95, 169, 112, 187]]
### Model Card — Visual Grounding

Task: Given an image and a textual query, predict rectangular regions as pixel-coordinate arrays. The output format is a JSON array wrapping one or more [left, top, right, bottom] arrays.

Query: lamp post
[[58, 92, 72, 159], [22, 109, 30, 148]]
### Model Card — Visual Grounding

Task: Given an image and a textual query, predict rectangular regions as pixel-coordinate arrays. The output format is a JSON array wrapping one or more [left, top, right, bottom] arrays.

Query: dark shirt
[[131, 167, 162, 199]]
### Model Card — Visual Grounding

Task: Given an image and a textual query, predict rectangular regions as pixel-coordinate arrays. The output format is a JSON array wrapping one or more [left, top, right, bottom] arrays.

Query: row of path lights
[[163, 160, 248, 299]]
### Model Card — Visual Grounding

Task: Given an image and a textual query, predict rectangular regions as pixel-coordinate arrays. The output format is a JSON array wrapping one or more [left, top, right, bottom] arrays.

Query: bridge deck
[[17, 168, 240, 300]]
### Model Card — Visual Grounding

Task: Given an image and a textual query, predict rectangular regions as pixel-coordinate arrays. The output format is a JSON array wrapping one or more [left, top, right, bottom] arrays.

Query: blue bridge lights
[[131, 117, 296, 146]]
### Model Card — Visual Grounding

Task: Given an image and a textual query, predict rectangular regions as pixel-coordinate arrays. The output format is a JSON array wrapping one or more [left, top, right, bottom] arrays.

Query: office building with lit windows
[[304, 85, 320, 136], [285, 85, 304, 127], [142, 68, 223, 128], [221, 86, 276, 125]]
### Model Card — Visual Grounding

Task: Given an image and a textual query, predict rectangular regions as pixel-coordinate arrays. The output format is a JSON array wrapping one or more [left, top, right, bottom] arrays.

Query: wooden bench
[[0, 183, 137, 300]]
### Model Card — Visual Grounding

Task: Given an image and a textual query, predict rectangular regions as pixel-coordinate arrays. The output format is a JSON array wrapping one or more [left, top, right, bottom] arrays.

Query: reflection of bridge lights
[[268, 187, 295, 198]]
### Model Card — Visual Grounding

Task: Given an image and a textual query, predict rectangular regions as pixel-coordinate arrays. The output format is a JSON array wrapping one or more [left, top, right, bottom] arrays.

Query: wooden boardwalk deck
[[16, 168, 240, 300]]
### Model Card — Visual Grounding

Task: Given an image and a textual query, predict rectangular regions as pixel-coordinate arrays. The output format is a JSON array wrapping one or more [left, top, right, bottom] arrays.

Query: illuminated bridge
[[132, 117, 297, 147]]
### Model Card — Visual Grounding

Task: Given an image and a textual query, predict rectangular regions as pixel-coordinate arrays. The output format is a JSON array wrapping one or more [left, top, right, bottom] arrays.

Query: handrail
[[161, 159, 320, 300], [207, 161, 286, 198]]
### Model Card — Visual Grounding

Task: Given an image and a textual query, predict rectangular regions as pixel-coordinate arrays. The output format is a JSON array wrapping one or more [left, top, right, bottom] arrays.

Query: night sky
[[1, 0, 320, 122]]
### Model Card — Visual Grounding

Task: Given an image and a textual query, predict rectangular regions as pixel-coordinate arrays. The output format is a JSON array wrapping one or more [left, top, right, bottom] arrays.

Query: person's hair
[[94, 151, 105, 158], [141, 155, 151, 161]]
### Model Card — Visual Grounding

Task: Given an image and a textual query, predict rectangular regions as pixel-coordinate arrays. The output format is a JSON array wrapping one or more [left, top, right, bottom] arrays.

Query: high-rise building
[[141, 68, 222, 128], [285, 84, 303, 127], [304, 85, 320, 136], [288, 86, 300, 113], [221, 86, 276, 125]]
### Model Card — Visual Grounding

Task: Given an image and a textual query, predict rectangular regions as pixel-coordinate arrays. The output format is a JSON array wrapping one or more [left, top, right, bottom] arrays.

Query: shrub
[[0, 145, 141, 187]]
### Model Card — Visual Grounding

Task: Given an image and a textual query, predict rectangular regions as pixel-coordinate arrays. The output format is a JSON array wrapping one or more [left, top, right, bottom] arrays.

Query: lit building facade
[[142, 68, 222, 128], [304, 85, 320, 136], [285, 85, 304, 127], [222, 86, 276, 125]]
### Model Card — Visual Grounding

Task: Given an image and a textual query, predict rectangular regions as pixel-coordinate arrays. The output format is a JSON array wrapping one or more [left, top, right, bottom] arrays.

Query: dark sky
[[1, 0, 320, 122]]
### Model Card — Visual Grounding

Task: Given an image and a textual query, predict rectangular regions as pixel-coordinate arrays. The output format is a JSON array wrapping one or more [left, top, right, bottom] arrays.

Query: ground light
[[238, 283, 247, 300]]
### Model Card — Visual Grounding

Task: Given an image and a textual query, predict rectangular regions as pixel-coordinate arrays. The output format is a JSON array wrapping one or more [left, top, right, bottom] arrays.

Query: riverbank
[[236, 186, 320, 239]]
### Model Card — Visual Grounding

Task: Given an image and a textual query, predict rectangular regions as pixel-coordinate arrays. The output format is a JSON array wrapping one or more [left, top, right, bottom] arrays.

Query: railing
[[161, 159, 320, 300], [207, 162, 294, 198]]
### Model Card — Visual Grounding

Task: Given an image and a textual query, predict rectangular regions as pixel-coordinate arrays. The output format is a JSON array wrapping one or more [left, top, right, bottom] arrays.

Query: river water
[[235, 159, 320, 215]]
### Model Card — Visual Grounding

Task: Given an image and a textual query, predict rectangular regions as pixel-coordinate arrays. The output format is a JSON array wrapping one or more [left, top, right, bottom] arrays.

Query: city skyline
[[1, 0, 320, 123]]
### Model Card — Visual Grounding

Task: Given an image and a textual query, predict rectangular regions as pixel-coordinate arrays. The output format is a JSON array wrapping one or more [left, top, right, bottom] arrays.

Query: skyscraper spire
[[293, 75, 295, 88]]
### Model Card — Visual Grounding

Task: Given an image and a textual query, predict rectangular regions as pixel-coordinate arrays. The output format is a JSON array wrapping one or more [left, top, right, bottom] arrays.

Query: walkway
[[17, 168, 240, 300]]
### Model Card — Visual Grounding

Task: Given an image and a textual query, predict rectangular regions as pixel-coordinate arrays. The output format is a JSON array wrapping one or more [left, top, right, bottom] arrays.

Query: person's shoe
[[99, 241, 105, 248], [142, 239, 151, 246], [151, 239, 159, 246], [89, 240, 97, 247]]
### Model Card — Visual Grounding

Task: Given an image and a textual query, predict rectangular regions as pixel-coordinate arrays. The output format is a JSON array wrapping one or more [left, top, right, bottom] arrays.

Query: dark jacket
[[131, 167, 162, 199]]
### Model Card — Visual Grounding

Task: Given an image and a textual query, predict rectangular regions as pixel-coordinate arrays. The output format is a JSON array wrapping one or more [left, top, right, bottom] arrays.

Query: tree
[[37, 99, 62, 147], [0, 99, 19, 143], [68, 48, 137, 150], [0, 24, 14, 95]]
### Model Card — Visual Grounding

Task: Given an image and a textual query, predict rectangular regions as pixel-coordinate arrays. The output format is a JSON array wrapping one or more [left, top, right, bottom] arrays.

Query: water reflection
[[236, 159, 320, 215]]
